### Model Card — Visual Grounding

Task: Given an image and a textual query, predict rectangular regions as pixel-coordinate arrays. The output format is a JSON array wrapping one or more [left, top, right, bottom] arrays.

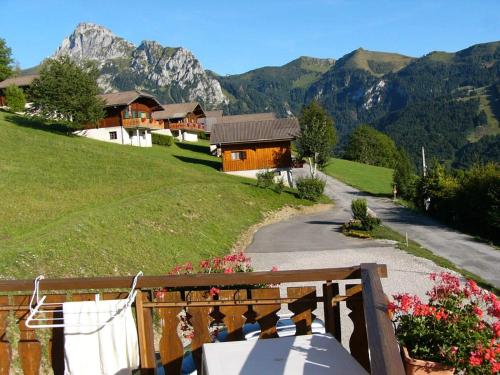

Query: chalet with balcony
[[152, 102, 206, 141], [0, 74, 38, 107], [210, 118, 300, 184], [74, 90, 163, 147]]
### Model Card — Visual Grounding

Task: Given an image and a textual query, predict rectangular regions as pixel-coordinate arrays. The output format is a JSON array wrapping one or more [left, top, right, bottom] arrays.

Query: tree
[[5, 85, 25, 112], [0, 37, 14, 81], [296, 101, 336, 176], [344, 125, 399, 168], [393, 148, 416, 200], [29, 56, 104, 127]]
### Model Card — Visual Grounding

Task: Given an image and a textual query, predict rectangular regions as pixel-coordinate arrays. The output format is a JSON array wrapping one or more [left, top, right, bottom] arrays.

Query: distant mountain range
[[24, 23, 500, 167]]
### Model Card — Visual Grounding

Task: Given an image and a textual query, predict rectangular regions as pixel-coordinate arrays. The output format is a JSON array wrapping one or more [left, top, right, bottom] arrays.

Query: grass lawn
[[323, 158, 393, 196], [0, 111, 320, 278]]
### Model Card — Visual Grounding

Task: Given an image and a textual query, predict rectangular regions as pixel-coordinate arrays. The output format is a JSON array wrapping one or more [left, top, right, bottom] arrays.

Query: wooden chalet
[[202, 111, 276, 135], [152, 102, 206, 134], [0, 74, 38, 107], [75, 90, 163, 147], [210, 118, 299, 175]]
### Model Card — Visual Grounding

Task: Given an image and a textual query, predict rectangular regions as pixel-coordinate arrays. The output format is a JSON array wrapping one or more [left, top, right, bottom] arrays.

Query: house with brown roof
[[210, 118, 300, 184], [0, 74, 39, 107], [74, 90, 163, 147], [152, 102, 206, 141]]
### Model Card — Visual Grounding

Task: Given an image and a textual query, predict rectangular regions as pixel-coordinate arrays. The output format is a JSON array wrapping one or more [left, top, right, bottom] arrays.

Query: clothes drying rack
[[25, 271, 143, 329]]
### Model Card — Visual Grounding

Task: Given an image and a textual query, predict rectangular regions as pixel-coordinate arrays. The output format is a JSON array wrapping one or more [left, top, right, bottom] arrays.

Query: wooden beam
[[0, 265, 387, 292], [360, 263, 405, 375]]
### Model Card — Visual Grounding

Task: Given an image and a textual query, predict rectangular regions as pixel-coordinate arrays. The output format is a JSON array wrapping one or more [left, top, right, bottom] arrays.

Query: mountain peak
[[337, 48, 414, 76]]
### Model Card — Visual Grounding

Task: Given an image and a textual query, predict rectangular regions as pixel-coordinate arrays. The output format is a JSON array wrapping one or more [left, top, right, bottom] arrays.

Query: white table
[[202, 333, 368, 375]]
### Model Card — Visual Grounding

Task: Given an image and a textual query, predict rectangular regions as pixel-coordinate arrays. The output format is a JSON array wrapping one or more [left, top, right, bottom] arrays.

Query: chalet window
[[132, 111, 137, 118], [140, 130, 146, 139], [231, 151, 246, 160], [124, 111, 130, 119], [109, 131, 118, 140]]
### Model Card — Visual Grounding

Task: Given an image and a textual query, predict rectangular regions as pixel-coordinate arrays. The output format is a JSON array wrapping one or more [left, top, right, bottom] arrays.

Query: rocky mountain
[[220, 42, 500, 167], [53, 23, 227, 107]]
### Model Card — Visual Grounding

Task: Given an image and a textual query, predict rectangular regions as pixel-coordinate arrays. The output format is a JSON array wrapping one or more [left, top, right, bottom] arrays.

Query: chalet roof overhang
[[152, 102, 206, 120], [210, 118, 300, 145], [98, 90, 161, 108], [0, 74, 39, 89]]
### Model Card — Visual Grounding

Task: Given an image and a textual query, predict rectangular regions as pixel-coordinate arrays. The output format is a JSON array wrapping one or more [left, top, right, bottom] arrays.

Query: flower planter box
[[401, 347, 454, 375]]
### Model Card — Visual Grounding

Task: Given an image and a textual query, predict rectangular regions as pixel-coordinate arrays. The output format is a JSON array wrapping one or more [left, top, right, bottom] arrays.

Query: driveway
[[248, 168, 500, 288]]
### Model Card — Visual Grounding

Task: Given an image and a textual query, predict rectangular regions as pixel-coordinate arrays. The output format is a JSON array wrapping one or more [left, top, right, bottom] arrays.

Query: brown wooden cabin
[[95, 90, 163, 130], [0, 74, 38, 106], [210, 118, 300, 172], [152, 102, 206, 133]]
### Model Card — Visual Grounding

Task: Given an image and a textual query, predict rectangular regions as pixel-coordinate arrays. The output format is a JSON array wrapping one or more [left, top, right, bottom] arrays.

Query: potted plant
[[388, 272, 499, 374]]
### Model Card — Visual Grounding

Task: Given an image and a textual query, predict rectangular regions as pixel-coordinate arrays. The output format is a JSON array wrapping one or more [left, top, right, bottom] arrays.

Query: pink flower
[[209, 287, 220, 297], [224, 267, 233, 274], [270, 266, 278, 272], [473, 305, 484, 318]]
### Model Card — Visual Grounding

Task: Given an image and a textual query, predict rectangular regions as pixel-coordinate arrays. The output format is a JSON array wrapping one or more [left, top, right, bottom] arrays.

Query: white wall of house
[[182, 132, 198, 142], [225, 168, 295, 187], [73, 126, 152, 147], [151, 129, 174, 137]]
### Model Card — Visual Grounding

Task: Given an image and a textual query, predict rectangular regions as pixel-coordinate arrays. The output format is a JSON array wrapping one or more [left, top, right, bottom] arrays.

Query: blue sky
[[1, 0, 499, 75]]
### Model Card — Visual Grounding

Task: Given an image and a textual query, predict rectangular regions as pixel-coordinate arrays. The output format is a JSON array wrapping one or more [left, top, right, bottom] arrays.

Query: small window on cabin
[[124, 111, 130, 119], [132, 111, 137, 118], [231, 151, 246, 160], [109, 131, 118, 140]]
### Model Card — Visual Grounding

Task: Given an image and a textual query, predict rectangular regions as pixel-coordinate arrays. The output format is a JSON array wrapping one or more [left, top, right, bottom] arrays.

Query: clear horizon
[[1, 0, 499, 75]]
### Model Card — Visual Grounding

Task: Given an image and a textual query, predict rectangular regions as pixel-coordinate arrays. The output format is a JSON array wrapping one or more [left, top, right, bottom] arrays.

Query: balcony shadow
[[173, 155, 221, 171], [306, 220, 344, 226], [4, 113, 76, 135], [176, 141, 210, 155]]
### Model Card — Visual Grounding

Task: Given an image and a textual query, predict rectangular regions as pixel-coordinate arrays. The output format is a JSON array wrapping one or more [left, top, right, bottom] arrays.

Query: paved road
[[248, 168, 500, 288]]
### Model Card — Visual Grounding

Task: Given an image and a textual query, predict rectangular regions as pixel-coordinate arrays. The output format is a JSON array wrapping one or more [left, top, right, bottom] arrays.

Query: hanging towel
[[63, 299, 140, 375]]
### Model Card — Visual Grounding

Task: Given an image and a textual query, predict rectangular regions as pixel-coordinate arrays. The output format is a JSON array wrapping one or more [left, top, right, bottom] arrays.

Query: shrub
[[152, 133, 173, 146], [296, 177, 325, 201], [256, 170, 275, 189], [393, 148, 417, 200], [351, 198, 380, 230], [273, 178, 285, 194], [5, 85, 25, 112]]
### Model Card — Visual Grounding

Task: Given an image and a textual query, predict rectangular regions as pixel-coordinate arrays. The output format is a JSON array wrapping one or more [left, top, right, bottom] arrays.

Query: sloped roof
[[0, 74, 39, 89], [210, 118, 300, 145], [220, 112, 276, 123], [152, 102, 204, 120], [205, 110, 223, 118], [98, 90, 160, 107]]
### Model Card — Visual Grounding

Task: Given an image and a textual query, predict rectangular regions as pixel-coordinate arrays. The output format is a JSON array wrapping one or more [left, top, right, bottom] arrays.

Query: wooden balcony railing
[[168, 122, 206, 132], [122, 118, 164, 130], [0, 263, 405, 375]]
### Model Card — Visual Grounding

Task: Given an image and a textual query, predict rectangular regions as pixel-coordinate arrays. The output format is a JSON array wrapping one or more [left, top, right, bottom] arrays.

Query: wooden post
[[45, 294, 66, 375], [322, 282, 341, 342], [0, 296, 11, 375], [14, 296, 41, 375], [346, 284, 370, 372], [135, 291, 156, 375], [157, 291, 184, 375], [251, 288, 280, 339], [187, 290, 212, 372], [219, 290, 247, 342], [287, 287, 317, 335]]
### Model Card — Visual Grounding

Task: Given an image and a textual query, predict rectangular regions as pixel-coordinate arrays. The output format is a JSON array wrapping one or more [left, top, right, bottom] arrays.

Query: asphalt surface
[[247, 168, 500, 288]]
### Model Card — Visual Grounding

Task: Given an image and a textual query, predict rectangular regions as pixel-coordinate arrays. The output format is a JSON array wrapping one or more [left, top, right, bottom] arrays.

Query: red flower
[[224, 267, 234, 274], [270, 266, 278, 272], [469, 350, 483, 367], [473, 305, 484, 318]]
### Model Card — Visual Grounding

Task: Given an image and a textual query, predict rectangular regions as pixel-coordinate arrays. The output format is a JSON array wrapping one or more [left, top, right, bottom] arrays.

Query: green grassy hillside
[[323, 158, 393, 196], [0, 112, 315, 278]]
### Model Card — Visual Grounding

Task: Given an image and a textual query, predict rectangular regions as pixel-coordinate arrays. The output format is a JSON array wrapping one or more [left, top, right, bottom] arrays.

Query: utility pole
[[422, 146, 427, 177]]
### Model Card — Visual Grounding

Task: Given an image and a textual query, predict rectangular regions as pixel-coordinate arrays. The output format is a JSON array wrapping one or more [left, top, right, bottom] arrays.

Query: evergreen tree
[[29, 57, 105, 127], [5, 85, 25, 112], [0, 37, 14, 81], [344, 125, 399, 168], [393, 148, 416, 199], [296, 101, 336, 174]]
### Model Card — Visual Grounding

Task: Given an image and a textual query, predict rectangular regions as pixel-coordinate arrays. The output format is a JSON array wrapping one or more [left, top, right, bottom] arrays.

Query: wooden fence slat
[[157, 291, 184, 375], [346, 284, 370, 372], [135, 291, 156, 375], [44, 295, 66, 375], [187, 290, 212, 372], [14, 296, 41, 375], [323, 282, 341, 342], [219, 290, 247, 341], [251, 288, 280, 339], [0, 296, 11, 375], [287, 287, 317, 336]]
